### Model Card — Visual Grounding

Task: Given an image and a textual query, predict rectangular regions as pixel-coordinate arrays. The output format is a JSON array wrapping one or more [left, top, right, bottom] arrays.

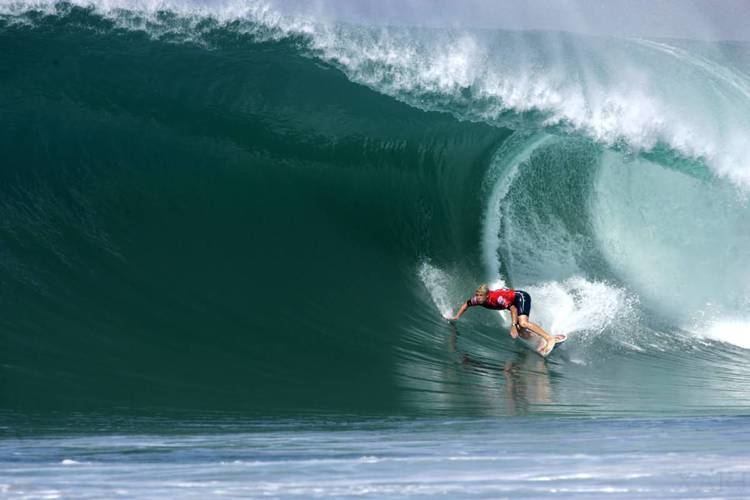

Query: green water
[[1, 5, 749, 416]]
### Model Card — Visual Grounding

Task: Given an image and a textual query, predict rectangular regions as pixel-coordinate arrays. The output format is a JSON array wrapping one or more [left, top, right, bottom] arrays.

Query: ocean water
[[1, 0, 749, 497], [3, 414, 750, 498]]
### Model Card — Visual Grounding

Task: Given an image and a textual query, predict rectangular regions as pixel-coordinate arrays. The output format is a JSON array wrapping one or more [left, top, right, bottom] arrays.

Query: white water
[[592, 152, 750, 349]]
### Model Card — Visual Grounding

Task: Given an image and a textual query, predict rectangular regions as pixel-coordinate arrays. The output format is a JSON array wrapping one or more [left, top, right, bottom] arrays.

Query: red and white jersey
[[468, 288, 516, 310]]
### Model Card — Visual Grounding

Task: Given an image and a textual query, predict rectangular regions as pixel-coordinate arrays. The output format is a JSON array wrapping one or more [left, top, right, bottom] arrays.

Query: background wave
[[1, 1, 749, 415]]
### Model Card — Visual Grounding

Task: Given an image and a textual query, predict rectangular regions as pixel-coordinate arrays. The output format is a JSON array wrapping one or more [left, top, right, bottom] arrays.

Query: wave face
[[1, 2, 749, 415]]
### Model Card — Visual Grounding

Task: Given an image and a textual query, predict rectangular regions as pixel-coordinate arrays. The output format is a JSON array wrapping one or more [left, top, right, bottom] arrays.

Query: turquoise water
[[1, 1, 749, 496]]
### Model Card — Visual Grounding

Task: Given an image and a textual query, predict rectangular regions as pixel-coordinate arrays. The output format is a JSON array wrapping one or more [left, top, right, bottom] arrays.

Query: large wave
[[1, 1, 749, 415]]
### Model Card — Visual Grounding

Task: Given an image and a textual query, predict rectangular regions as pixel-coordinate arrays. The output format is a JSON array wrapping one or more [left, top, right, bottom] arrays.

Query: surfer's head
[[474, 284, 489, 303]]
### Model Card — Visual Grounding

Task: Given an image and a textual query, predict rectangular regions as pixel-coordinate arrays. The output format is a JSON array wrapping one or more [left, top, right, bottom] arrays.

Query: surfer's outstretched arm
[[450, 302, 470, 321]]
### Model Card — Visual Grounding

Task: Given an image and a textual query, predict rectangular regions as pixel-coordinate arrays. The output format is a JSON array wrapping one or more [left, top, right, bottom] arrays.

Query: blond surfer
[[450, 284, 564, 352]]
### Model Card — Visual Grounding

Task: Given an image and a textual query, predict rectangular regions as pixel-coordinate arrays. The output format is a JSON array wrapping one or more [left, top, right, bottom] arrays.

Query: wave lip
[[5, 1, 750, 188], [320, 29, 750, 189]]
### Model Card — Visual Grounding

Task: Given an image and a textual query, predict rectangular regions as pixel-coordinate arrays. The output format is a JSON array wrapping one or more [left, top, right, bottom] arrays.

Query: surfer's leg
[[513, 291, 551, 343], [517, 316, 553, 342], [514, 291, 564, 345], [517, 316, 555, 353], [520, 318, 565, 343]]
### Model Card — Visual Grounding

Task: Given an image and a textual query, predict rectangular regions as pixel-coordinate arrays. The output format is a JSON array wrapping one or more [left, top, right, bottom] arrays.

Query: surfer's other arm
[[509, 305, 519, 338]]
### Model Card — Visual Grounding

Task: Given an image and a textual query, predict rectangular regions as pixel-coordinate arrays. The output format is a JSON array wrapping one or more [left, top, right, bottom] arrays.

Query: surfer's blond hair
[[475, 284, 489, 297]]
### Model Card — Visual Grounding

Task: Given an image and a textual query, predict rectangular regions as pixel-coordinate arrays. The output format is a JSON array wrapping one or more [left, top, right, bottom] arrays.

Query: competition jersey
[[468, 288, 516, 310]]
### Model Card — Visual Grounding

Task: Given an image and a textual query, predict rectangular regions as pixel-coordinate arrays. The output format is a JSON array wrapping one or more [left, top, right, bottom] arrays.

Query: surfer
[[449, 284, 564, 350]]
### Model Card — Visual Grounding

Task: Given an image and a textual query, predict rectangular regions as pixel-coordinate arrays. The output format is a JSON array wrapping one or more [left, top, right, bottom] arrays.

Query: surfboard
[[516, 329, 567, 357]]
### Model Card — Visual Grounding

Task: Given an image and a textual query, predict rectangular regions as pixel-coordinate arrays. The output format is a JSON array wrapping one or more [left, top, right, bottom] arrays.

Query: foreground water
[[2, 414, 749, 499]]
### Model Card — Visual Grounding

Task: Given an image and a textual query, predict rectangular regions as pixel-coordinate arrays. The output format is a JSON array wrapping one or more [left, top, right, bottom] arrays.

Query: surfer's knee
[[517, 317, 530, 328]]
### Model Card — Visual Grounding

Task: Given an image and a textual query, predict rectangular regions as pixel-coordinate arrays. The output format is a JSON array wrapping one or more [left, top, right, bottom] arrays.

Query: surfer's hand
[[510, 326, 518, 339]]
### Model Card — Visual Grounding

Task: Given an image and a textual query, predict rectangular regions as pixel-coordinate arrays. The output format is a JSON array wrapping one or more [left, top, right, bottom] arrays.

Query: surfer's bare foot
[[539, 338, 554, 353], [555, 335, 566, 343]]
